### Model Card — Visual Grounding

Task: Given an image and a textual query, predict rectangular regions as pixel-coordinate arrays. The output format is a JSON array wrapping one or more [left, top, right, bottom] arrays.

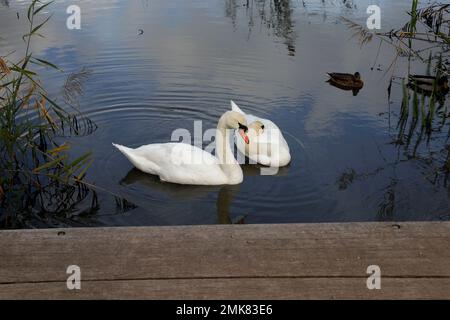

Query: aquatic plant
[[338, 1, 450, 218], [0, 1, 98, 228]]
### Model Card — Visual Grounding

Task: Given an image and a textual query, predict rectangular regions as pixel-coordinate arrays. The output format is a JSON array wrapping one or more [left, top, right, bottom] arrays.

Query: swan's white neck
[[216, 115, 243, 184]]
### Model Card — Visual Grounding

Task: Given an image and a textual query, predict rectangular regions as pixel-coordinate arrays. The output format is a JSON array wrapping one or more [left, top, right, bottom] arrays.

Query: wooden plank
[[1, 222, 450, 282], [0, 222, 449, 299], [2, 278, 450, 300]]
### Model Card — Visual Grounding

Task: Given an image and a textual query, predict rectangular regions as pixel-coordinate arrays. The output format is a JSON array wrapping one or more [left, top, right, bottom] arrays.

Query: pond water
[[1, 0, 449, 227]]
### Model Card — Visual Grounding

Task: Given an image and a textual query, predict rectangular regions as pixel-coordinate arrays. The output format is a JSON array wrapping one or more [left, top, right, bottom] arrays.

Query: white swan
[[113, 111, 249, 185], [231, 100, 291, 167]]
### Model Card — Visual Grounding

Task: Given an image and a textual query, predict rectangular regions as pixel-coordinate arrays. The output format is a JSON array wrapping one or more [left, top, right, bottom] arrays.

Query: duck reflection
[[327, 80, 362, 96]]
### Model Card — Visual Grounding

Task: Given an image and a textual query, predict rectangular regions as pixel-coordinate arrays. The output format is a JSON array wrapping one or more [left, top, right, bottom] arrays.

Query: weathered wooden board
[[0, 222, 449, 299], [2, 278, 450, 300]]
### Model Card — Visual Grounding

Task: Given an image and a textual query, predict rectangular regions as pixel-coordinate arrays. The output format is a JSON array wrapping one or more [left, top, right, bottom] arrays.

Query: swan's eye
[[261, 125, 265, 130]]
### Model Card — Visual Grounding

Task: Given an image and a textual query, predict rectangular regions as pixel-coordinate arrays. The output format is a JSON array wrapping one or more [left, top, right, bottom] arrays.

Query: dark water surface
[[1, 0, 449, 227]]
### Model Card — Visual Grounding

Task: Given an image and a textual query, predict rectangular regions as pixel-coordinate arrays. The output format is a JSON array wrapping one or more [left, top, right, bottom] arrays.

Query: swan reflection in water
[[120, 164, 290, 224]]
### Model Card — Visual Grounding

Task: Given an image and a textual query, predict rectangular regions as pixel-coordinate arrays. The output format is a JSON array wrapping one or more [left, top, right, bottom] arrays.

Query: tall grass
[[341, 0, 450, 191], [407, 0, 419, 49], [0, 1, 97, 228]]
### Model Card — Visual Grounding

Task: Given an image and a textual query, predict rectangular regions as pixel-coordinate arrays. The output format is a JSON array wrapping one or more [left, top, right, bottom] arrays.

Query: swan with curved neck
[[113, 110, 249, 185], [231, 101, 291, 167]]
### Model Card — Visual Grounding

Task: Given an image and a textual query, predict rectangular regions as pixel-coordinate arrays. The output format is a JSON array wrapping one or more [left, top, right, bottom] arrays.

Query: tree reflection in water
[[225, 0, 296, 56]]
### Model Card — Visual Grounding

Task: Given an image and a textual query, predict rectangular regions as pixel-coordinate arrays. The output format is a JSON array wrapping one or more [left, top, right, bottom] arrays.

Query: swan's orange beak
[[239, 129, 249, 144]]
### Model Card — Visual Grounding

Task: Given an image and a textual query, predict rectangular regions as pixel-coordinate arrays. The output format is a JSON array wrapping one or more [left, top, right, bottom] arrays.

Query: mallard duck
[[408, 75, 449, 96], [327, 72, 364, 96]]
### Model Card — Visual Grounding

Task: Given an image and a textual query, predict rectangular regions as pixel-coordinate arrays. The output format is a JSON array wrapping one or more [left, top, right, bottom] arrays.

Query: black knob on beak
[[238, 123, 248, 132]]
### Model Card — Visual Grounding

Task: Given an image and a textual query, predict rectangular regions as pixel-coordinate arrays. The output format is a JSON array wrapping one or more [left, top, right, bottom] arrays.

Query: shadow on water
[[120, 168, 222, 199], [120, 164, 290, 224], [326, 80, 362, 96]]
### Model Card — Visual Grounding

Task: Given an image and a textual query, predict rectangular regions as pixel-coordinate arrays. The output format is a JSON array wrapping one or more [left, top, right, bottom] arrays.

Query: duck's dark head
[[438, 76, 449, 93], [438, 75, 449, 87], [354, 72, 361, 80]]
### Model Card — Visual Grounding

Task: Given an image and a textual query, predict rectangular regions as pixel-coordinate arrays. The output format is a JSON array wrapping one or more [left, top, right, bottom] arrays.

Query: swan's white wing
[[114, 143, 229, 185], [133, 143, 218, 166], [259, 120, 289, 149], [137, 143, 229, 185], [257, 123, 291, 166], [113, 143, 161, 175]]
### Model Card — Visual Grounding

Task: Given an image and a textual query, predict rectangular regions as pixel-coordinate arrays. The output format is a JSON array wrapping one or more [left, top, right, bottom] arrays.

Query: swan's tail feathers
[[112, 143, 159, 175], [112, 143, 139, 165], [230, 100, 245, 114], [112, 143, 133, 155]]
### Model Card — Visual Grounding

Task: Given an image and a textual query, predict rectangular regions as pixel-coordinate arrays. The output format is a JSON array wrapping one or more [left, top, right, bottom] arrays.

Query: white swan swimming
[[113, 110, 249, 185], [231, 100, 291, 167]]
